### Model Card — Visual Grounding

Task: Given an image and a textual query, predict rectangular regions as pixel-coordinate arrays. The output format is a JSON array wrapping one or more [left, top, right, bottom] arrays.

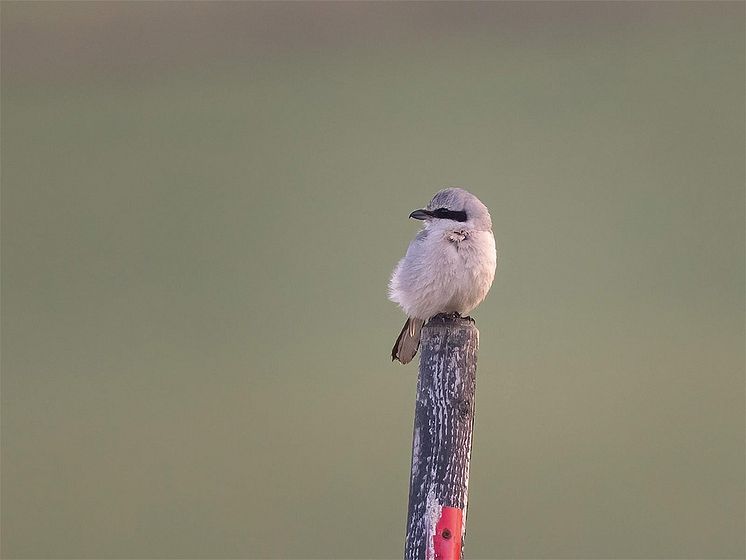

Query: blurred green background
[[2, 2, 744, 558]]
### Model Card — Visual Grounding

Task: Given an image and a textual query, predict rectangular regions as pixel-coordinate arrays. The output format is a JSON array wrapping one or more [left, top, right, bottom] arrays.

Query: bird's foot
[[429, 312, 473, 324]]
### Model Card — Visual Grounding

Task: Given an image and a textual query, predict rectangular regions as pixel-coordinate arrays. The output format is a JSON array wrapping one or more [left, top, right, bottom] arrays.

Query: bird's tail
[[392, 317, 425, 364]]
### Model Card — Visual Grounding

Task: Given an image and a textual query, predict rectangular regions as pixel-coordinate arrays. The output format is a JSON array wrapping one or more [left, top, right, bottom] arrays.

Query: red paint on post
[[431, 506, 463, 560]]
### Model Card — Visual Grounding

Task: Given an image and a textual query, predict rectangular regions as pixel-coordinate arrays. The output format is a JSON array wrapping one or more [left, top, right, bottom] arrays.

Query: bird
[[389, 187, 497, 364]]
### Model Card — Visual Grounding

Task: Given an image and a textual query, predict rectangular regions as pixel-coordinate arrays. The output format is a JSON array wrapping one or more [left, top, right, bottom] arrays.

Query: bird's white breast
[[389, 228, 496, 320]]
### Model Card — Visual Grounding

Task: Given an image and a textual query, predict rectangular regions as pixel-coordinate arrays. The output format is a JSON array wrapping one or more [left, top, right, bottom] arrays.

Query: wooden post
[[404, 314, 479, 560]]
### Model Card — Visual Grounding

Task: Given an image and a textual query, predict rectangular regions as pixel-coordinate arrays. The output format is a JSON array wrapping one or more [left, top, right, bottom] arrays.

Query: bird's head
[[409, 187, 492, 232]]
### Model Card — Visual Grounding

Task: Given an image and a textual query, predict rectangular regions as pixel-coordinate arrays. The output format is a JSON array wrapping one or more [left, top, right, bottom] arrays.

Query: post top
[[424, 313, 477, 329]]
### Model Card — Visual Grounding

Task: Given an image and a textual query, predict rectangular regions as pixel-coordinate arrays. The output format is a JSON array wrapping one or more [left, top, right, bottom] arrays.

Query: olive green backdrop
[[2, 2, 744, 558]]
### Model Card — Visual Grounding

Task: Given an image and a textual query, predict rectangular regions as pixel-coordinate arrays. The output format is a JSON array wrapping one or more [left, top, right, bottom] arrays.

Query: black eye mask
[[432, 208, 468, 222]]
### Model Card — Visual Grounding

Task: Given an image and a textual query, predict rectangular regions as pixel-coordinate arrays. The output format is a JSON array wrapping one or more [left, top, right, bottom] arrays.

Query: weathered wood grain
[[404, 314, 479, 560]]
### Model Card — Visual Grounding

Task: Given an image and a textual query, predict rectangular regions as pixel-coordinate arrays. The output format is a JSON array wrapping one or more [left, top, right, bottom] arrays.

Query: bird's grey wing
[[403, 228, 429, 259], [397, 228, 430, 282]]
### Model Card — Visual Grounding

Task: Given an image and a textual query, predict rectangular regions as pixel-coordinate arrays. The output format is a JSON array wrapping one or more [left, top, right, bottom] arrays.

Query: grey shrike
[[389, 187, 497, 364]]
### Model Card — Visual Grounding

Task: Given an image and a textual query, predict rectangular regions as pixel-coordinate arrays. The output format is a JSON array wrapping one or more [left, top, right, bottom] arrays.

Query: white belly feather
[[389, 229, 496, 320]]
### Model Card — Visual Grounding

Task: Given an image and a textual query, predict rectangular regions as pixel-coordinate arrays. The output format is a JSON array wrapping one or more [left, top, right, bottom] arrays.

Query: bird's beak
[[409, 209, 433, 220]]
